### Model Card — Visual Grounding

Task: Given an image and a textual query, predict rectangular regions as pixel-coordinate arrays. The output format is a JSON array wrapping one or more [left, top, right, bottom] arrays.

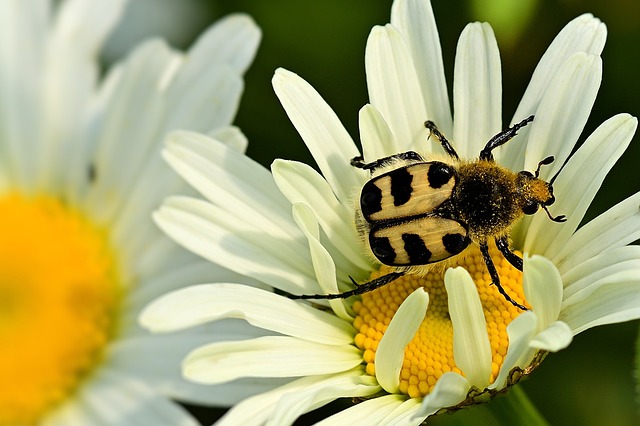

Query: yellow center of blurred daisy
[[352, 244, 526, 398], [0, 194, 120, 425]]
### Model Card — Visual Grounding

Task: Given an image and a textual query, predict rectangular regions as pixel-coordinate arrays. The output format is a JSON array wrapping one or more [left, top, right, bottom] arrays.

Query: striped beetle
[[291, 116, 565, 310]]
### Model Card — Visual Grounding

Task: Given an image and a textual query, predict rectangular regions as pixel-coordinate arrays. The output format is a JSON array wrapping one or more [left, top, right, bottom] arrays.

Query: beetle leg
[[424, 120, 459, 159], [480, 242, 528, 310], [351, 152, 424, 173], [287, 272, 405, 300], [495, 236, 523, 271], [479, 115, 534, 162]]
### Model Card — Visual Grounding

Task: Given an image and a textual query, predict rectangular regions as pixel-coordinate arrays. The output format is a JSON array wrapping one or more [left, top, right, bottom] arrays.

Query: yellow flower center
[[353, 244, 525, 398], [0, 194, 120, 425]]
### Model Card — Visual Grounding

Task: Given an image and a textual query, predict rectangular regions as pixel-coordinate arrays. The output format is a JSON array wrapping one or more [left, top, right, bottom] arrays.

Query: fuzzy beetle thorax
[[449, 161, 522, 240]]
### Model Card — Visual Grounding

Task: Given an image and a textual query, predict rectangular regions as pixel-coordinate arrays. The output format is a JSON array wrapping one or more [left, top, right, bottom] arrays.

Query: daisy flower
[[0, 0, 261, 424], [141, 0, 640, 424]]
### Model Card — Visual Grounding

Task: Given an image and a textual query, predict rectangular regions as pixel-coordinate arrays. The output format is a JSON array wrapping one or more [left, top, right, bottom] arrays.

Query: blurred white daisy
[[0, 0, 262, 425], [141, 0, 640, 424]]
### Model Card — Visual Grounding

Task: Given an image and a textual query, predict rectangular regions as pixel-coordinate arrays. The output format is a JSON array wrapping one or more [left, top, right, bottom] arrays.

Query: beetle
[[290, 115, 566, 310]]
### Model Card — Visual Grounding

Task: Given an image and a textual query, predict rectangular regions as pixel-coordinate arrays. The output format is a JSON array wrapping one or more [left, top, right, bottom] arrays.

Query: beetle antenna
[[548, 153, 573, 185], [543, 205, 566, 222], [535, 155, 555, 177]]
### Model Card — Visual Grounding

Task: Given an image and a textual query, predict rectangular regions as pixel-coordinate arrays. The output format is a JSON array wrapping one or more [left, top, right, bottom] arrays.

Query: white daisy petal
[[413, 372, 470, 420], [77, 368, 198, 426], [217, 386, 293, 426], [113, 204, 204, 290], [530, 321, 573, 352], [272, 68, 363, 204], [140, 283, 354, 344], [163, 131, 299, 236], [162, 64, 243, 136], [390, 0, 452, 135], [0, 0, 49, 190], [62, 61, 123, 206], [453, 22, 501, 157], [562, 245, 640, 299], [163, 14, 260, 133], [553, 191, 640, 272], [216, 381, 294, 426], [54, 0, 126, 53], [317, 394, 407, 426], [503, 13, 606, 168], [523, 255, 563, 329], [513, 54, 603, 247], [490, 311, 538, 390], [173, 14, 260, 77], [445, 268, 492, 388], [218, 369, 376, 426], [561, 269, 640, 334], [124, 239, 215, 290], [525, 114, 636, 256], [376, 288, 429, 393], [127, 245, 262, 302], [155, 197, 317, 294], [359, 104, 399, 162], [273, 159, 371, 273], [113, 16, 260, 229], [523, 52, 602, 177], [160, 195, 310, 272], [159, 16, 257, 134], [106, 83, 253, 256], [269, 373, 381, 426], [183, 336, 362, 384], [107, 331, 289, 407], [81, 39, 174, 224], [209, 125, 249, 153], [380, 398, 422, 426], [37, 0, 127, 192], [126, 258, 271, 322], [292, 203, 354, 319], [299, 216, 365, 290], [365, 25, 429, 152]]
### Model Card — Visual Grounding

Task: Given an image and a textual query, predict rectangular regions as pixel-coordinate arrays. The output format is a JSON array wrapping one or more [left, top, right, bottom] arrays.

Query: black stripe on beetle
[[389, 168, 413, 206], [402, 233, 432, 264], [427, 162, 455, 188], [360, 182, 383, 216]]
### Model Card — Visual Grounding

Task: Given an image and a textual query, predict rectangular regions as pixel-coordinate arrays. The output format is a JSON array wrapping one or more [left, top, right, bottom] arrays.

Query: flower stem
[[488, 385, 549, 426]]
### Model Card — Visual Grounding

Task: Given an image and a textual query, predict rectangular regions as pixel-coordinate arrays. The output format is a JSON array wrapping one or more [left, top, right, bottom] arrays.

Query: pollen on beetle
[[352, 244, 525, 398]]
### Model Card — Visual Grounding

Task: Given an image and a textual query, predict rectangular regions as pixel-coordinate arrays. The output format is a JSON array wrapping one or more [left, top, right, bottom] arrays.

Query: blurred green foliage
[[126, 0, 639, 424]]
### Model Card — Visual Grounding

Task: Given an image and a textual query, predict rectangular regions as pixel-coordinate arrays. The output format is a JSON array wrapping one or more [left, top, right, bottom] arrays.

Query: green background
[[115, 1, 640, 424]]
